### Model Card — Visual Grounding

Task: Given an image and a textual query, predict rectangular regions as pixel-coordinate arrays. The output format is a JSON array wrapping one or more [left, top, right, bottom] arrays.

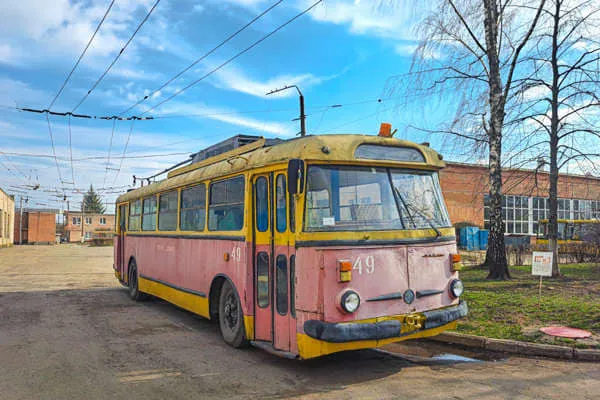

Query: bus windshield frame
[[303, 164, 451, 232]]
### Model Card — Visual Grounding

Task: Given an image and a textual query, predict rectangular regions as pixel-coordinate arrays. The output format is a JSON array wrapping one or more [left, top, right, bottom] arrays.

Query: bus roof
[[117, 134, 445, 203]]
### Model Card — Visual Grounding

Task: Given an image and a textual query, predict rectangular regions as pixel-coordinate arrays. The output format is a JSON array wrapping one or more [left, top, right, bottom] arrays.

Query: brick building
[[440, 162, 600, 236], [0, 188, 15, 248], [64, 211, 115, 242], [14, 209, 57, 244]]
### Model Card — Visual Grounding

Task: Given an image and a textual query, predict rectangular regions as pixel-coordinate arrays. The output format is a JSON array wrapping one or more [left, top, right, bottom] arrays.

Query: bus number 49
[[353, 256, 375, 275]]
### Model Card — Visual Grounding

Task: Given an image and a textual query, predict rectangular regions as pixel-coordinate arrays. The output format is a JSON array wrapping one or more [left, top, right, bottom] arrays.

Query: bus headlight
[[449, 279, 464, 298], [340, 290, 360, 313]]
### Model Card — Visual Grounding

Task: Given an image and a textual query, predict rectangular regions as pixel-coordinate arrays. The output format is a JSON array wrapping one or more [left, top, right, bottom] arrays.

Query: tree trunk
[[483, 0, 510, 279], [548, 0, 561, 277]]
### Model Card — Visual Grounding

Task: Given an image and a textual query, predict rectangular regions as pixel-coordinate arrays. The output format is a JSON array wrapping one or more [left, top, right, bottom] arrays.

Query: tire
[[128, 261, 147, 301], [218, 280, 248, 348]]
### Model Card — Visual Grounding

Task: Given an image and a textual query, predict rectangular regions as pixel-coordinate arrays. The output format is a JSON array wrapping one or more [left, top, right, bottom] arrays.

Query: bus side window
[[276, 255, 288, 315], [128, 199, 141, 231], [276, 174, 287, 232], [256, 177, 268, 232], [180, 184, 206, 231], [142, 196, 157, 231], [208, 176, 245, 231], [158, 191, 178, 231]]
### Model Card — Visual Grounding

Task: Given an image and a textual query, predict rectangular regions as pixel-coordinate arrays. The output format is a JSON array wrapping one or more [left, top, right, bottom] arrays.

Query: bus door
[[117, 204, 128, 279], [253, 172, 294, 351]]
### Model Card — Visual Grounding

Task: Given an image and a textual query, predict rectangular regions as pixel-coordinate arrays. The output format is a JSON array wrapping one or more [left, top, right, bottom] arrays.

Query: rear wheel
[[218, 280, 248, 348], [128, 261, 147, 301]]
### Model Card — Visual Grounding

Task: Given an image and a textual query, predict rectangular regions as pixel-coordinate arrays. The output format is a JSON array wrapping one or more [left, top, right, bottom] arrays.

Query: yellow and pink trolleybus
[[114, 132, 467, 359]]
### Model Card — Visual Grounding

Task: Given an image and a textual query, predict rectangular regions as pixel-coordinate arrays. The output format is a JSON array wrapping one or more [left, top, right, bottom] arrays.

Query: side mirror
[[288, 159, 305, 195]]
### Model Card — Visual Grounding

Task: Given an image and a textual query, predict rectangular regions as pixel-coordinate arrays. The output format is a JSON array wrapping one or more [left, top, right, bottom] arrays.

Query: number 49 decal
[[353, 255, 375, 275]]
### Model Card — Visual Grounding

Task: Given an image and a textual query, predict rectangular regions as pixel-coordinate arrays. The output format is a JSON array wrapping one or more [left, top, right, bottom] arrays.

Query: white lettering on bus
[[231, 246, 241, 262]]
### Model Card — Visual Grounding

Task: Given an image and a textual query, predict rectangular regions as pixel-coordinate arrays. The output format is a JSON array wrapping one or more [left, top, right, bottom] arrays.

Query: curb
[[426, 332, 600, 362]]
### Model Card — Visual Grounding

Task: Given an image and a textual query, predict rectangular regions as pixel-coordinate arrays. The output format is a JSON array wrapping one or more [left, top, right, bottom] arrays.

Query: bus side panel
[[123, 236, 253, 320], [293, 247, 323, 337]]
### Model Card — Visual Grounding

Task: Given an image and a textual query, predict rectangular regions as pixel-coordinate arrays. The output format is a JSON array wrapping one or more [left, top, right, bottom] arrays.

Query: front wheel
[[218, 280, 248, 348]]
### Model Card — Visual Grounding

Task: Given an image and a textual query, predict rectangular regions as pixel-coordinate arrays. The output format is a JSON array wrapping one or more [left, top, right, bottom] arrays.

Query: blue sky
[[0, 0, 458, 209]]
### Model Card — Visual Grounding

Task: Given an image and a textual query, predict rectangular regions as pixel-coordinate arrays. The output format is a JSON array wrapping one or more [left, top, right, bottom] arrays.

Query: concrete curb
[[427, 332, 600, 362]]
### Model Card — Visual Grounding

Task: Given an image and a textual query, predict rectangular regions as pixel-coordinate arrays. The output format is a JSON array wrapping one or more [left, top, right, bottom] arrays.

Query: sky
[[0, 0, 509, 210]]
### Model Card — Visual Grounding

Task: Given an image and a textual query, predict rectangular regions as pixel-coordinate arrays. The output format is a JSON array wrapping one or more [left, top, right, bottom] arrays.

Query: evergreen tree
[[81, 185, 106, 214]]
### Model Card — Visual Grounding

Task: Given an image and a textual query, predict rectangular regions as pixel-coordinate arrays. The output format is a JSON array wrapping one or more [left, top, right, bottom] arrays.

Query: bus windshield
[[304, 165, 450, 232]]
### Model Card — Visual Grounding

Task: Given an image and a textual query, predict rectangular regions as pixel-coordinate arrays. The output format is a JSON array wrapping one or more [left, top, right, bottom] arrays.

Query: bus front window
[[304, 165, 450, 232]]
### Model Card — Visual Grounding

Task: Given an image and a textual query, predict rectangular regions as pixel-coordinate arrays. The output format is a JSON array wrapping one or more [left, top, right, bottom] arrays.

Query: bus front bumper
[[303, 301, 468, 343]]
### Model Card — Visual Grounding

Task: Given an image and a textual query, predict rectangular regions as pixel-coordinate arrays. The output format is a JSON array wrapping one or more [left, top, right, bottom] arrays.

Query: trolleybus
[[113, 132, 467, 359]]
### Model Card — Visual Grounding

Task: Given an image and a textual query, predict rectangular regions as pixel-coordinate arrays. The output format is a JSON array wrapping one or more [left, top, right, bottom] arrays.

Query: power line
[[112, 119, 136, 184], [120, 0, 284, 116], [1, 151, 190, 161], [45, 114, 64, 185], [67, 115, 76, 185], [47, 0, 116, 110], [71, 0, 162, 113], [102, 118, 118, 188], [140, 0, 324, 116]]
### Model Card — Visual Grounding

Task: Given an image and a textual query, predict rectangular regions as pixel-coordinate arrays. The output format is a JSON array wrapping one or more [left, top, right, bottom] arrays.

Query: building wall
[[14, 211, 56, 244], [439, 163, 600, 232], [64, 212, 115, 242], [0, 188, 15, 248]]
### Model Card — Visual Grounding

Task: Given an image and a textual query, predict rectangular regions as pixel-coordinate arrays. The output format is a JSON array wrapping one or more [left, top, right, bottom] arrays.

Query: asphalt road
[[0, 245, 598, 399]]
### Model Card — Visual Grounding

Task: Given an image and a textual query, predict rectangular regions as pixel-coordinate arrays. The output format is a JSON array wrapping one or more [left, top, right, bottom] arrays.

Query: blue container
[[478, 229, 489, 250], [459, 227, 480, 251]]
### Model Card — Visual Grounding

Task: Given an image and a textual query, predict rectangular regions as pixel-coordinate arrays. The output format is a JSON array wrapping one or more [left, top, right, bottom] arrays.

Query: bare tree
[[511, 0, 600, 276], [388, 0, 545, 279]]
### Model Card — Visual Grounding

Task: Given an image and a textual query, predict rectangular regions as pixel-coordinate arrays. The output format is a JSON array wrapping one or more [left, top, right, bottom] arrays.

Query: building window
[[142, 196, 157, 231], [129, 200, 141, 231], [532, 197, 549, 233], [158, 191, 178, 231], [591, 200, 600, 219], [180, 184, 206, 231], [72, 217, 81, 225], [99, 217, 107, 225], [85, 217, 92, 225], [503, 196, 529, 234], [558, 199, 571, 220], [84, 232, 93, 240], [208, 176, 245, 231]]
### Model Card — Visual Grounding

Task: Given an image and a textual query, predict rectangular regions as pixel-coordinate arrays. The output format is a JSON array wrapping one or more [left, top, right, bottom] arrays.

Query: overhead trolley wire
[[47, 0, 116, 111], [71, 0, 162, 113], [103, 118, 118, 187], [45, 114, 65, 185], [120, 0, 285, 116], [140, 0, 324, 116], [112, 119, 136, 184]]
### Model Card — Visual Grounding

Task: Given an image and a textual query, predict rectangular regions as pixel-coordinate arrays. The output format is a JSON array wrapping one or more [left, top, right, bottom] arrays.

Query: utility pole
[[266, 85, 306, 136], [81, 200, 85, 243], [18, 196, 23, 245]]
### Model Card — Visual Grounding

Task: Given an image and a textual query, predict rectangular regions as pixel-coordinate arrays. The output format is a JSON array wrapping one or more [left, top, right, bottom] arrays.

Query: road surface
[[0, 245, 598, 399]]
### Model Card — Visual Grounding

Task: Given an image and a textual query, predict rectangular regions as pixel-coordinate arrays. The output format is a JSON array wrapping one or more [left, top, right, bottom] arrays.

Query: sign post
[[531, 251, 553, 310]]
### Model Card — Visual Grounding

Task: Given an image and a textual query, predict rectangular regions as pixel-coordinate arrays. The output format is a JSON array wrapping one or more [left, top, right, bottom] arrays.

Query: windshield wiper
[[392, 186, 442, 239]]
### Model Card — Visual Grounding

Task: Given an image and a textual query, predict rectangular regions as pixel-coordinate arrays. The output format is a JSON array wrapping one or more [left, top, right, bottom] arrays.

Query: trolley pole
[[266, 85, 306, 137]]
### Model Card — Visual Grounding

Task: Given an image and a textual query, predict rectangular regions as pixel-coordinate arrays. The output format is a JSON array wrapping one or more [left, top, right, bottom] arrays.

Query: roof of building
[[446, 161, 600, 181], [117, 134, 444, 203], [0, 187, 15, 200]]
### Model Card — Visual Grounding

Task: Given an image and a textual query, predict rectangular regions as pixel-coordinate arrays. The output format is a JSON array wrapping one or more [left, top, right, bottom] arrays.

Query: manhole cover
[[540, 326, 592, 338]]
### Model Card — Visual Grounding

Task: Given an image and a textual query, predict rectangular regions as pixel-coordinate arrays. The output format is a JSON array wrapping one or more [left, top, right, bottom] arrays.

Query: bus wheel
[[128, 261, 147, 301], [218, 280, 248, 348]]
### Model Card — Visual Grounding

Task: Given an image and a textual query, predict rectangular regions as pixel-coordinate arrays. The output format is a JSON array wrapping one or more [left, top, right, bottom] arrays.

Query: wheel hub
[[224, 293, 238, 329]]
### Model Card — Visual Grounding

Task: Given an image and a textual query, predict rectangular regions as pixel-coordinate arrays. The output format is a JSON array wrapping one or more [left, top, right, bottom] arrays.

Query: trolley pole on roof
[[266, 85, 306, 137]]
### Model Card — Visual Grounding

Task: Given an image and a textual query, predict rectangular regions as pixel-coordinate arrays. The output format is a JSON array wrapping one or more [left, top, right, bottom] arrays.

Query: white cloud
[[306, 0, 428, 40], [210, 65, 334, 99], [158, 101, 294, 136]]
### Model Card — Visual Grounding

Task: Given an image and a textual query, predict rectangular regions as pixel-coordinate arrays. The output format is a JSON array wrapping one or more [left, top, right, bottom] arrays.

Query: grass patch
[[456, 263, 600, 349]]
